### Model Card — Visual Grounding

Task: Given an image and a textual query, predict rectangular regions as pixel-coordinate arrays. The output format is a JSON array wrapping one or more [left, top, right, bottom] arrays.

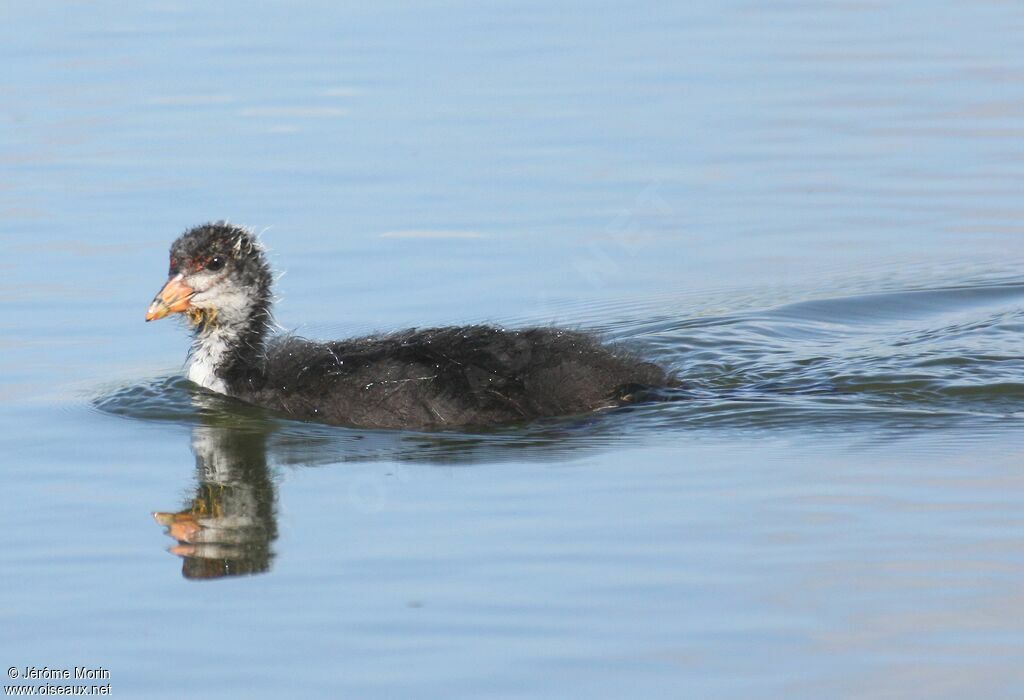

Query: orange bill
[[145, 275, 195, 321]]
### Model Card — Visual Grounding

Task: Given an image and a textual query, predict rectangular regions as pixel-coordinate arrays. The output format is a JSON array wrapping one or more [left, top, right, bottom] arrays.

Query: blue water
[[2, 2, 1024, 697]]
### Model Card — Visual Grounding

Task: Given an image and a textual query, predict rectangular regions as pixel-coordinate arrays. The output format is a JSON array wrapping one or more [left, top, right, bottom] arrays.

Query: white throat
[[187, 326, 236, 394], [185, 287, 260, 395]]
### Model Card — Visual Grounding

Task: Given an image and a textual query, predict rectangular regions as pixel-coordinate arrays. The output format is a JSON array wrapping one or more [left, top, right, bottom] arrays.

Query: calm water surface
[[2, 2, 1024, 697]]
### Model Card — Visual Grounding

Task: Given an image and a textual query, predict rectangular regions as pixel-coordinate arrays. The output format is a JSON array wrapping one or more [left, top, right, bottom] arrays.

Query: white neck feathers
[[187, 326, 237, 394]]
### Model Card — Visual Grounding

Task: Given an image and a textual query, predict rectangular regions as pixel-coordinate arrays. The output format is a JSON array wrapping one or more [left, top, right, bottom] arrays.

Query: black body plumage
[[163, 223, 675, 430]]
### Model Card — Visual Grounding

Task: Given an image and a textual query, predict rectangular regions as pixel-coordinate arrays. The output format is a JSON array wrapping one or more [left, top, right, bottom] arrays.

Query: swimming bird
[[146, 222, 673, 430]]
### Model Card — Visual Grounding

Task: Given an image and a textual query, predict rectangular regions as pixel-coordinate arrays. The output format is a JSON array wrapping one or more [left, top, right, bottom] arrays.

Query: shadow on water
[[92, 278, 1024, 578]]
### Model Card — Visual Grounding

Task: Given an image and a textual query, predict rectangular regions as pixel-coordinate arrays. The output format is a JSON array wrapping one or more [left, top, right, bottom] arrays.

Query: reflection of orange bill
[[153, 511, 201, 542], [145, 275, 195, 321]]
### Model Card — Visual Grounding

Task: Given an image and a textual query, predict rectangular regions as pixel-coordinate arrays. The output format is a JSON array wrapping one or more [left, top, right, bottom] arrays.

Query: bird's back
[[233, 326, 671, 430]]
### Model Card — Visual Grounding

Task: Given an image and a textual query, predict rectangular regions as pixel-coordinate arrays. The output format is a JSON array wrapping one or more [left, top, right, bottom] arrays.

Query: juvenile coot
[[146, 222, 674, 429]]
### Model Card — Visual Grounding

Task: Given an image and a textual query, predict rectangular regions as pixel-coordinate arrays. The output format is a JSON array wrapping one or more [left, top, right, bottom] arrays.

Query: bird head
[[146, 222, 272, 330]]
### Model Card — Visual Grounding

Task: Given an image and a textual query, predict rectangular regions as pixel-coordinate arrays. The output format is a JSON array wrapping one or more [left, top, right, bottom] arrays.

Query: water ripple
[[93, 278, 1024, 460]]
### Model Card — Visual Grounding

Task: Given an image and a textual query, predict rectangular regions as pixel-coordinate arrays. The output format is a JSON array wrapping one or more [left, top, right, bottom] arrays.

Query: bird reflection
[[153, 418, 277, 580], [142, 373, 641, 581]]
